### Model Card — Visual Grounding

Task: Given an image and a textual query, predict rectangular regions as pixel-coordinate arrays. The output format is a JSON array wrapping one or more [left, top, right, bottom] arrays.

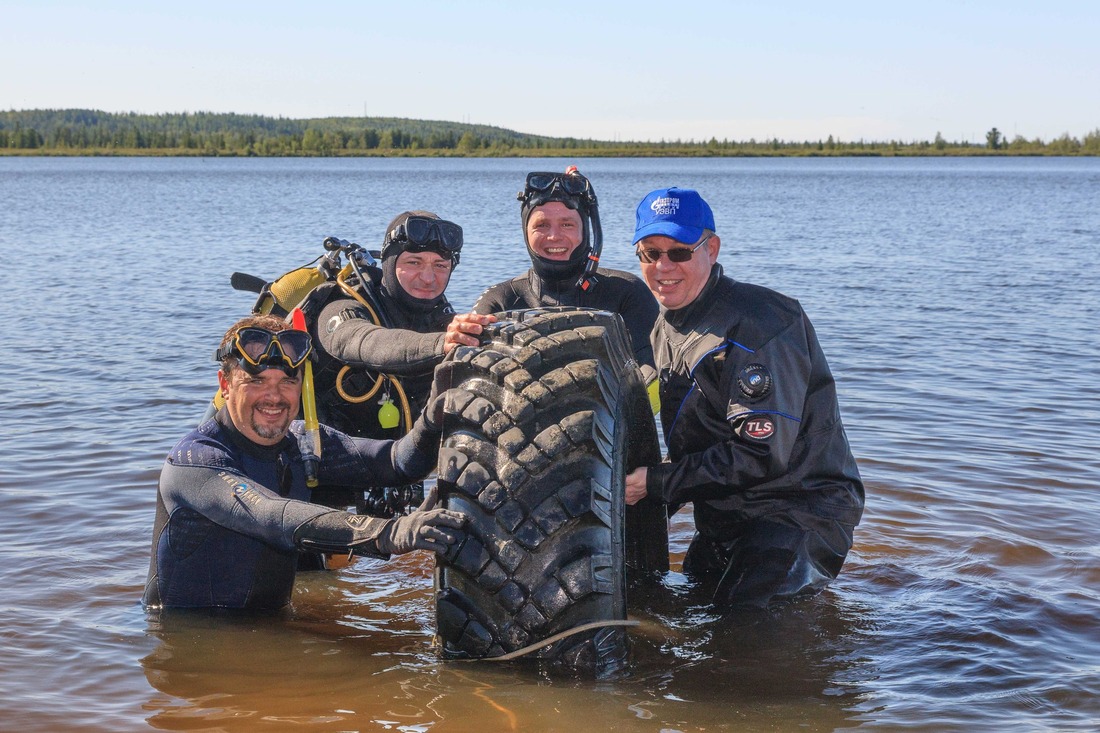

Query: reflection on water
[[140, 553, 867, 732], [1, 156, 1099, 731]]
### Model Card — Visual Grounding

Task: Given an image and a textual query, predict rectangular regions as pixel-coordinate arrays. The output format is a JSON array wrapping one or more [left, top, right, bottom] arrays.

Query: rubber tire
[[433, 307, 660, 675]]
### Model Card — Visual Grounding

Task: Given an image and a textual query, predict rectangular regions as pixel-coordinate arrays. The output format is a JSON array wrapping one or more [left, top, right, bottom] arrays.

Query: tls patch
[[741, 415, 776, 440], [737, 363, 773, 402]]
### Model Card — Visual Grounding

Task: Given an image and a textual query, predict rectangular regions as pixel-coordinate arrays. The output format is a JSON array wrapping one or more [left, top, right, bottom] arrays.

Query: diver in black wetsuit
[[299, 211, 493, 439], [472, 168, 658, 368], [623, 187, 865, 611], [142, 314, 466, 611]]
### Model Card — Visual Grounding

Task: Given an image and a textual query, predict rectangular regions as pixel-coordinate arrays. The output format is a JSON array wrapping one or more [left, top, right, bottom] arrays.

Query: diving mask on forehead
[[382, 216, 463, 264], [517, 166, 603, 291], [518, 168, 595, 207], [215, 327, 313, 375]]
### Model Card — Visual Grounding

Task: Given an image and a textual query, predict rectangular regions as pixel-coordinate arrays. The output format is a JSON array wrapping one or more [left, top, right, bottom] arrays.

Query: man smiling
[[472, 168, 658, 368], [625, 187, 865, 611], [142, 314, 465, 611]]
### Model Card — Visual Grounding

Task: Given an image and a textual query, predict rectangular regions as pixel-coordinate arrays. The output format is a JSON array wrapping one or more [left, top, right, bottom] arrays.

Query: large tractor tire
[[433, 307, 665, 675]]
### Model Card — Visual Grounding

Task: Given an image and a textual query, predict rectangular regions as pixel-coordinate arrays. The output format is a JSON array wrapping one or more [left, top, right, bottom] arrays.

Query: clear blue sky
[[3, 0, 1097, 143]]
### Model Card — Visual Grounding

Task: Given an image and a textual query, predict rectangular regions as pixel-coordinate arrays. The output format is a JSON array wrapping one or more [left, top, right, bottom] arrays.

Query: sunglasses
[[636, 235, 712, 264], [524, 170, 593, 198], [215, 327, 313, 373], [385, 216, 463, 257]]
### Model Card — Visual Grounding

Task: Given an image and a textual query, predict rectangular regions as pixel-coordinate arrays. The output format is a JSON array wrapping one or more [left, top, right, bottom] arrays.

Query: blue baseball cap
[[631, 187, 715, 245]]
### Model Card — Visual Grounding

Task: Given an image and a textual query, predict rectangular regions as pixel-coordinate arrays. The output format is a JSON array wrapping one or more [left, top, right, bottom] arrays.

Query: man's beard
[[251, 402, 293, 440]]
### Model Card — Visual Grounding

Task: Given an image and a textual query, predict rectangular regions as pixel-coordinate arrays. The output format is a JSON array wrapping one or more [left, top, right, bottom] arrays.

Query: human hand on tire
[[442, 312, 497, 353], [625, 467, 648, 505]]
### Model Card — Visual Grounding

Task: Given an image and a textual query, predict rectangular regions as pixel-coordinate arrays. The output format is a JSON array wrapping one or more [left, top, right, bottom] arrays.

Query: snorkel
[[580, 171, 603, 291], [291, 308, 321, 488]]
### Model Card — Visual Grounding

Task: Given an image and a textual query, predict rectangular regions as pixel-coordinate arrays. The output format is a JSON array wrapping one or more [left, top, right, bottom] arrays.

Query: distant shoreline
[[3, 109, 1098, 157], [1, 147, 1092, 158]]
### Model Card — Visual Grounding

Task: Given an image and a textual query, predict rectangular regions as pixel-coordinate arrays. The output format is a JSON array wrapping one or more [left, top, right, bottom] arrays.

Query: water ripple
[[2, 156, 1099, 731]]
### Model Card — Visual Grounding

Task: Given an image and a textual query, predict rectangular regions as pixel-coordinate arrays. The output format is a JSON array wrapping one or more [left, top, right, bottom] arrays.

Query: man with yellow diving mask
[[142, 314, 465, 611]]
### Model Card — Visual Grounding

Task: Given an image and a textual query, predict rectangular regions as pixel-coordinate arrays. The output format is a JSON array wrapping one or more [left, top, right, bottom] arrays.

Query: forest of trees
[[2, 109, 1098, 157]]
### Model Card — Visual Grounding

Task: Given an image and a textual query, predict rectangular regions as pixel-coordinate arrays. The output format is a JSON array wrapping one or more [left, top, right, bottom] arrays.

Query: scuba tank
[[203, 237, 414, 432], [242, 266, 328, 319], [203, 237, 424, 520]]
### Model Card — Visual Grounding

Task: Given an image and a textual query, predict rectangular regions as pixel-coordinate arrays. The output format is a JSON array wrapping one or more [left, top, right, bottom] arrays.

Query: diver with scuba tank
[[230, 211, 492, 520], [472, 167, 658, 369], [299, 210, 493, 440]]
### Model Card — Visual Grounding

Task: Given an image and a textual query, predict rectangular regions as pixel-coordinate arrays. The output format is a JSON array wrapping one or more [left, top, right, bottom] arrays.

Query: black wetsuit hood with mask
[[298, 211, 459, 438], [520, 192, 593, 286], [473, 171, 659, 367], [380, 210, 459, 316]]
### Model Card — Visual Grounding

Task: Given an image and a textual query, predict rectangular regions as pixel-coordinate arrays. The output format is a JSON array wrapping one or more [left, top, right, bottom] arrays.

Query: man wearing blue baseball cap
[[625, 187, 864, 611]]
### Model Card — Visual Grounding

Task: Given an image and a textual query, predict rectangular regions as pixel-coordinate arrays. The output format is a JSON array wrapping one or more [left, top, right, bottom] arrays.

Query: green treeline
[[0, 109, 560, 155], [2, 109, 1098, 157]]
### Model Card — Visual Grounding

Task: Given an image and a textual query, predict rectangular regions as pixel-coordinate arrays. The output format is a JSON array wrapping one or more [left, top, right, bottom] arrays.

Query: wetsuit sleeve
[[471, 281, 513, 315], [647, 318, 810, 505], [312, 418, 440, 487], [293, 511, 392, 557], [159, 462, 334, 552], [316, 297, 445, 375]]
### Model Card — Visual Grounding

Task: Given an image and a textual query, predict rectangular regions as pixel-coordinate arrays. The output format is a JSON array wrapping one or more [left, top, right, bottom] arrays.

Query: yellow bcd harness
[[210, 260, 414, 433]]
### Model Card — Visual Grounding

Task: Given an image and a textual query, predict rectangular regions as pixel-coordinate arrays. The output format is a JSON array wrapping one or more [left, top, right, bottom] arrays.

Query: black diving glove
[[293, 511, 390, 556], [422, 359, 457, 430], [376, 507, 466, 554], [294, 505, 465, 557], [396, 360, 450, 459], [395, 373, 450, 470]]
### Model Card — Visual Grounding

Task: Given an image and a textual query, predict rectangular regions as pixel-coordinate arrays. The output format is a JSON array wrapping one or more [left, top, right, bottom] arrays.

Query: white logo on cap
[[651, 196, 679, 216]]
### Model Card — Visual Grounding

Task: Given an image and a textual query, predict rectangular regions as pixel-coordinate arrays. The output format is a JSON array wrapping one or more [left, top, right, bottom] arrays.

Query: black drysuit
[[472, 265, 658, 368], [646, 265, 864, 609]]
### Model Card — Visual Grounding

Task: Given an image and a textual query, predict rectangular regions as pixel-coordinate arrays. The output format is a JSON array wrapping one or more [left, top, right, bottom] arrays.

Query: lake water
[[1, 155, 1098, 732]]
